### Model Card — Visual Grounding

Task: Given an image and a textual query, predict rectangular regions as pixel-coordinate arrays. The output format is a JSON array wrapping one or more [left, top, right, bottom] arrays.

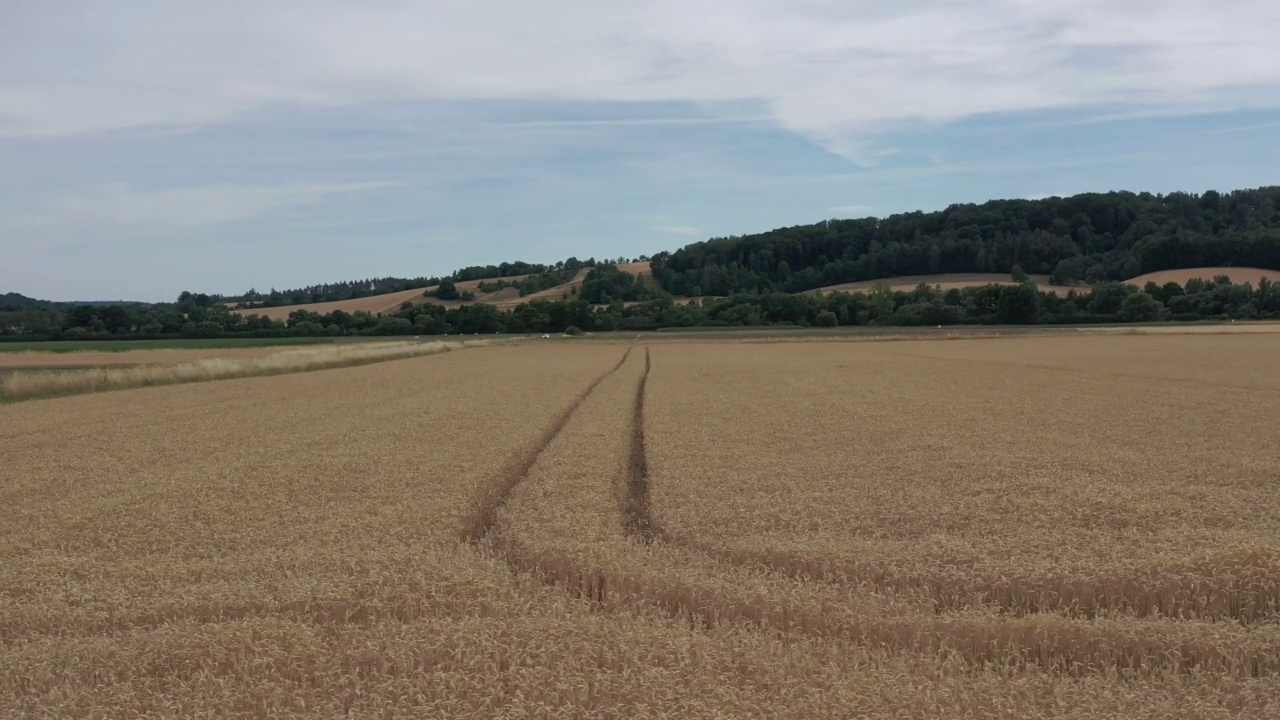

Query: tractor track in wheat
[[473, 344, 1280, 679], [462, 345, 634, 544], [623, 348, 664, 545]]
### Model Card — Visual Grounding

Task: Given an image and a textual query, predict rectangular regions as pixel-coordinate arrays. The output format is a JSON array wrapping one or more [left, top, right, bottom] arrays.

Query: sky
[[3, 1, 1280, 302]]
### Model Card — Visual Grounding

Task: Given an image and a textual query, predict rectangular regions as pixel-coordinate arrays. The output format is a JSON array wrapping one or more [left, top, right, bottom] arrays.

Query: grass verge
[[0, 337, 341, 353], [0, 340, 477, 404]]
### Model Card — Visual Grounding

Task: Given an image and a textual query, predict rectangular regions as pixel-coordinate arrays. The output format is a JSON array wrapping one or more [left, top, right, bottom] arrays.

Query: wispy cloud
[[488, 116, 768, 129], [1209, 120, 1280, 135], [4, 2, 1280, 302], [3, 1, 1279, 152], [43, 182, 400, 226]]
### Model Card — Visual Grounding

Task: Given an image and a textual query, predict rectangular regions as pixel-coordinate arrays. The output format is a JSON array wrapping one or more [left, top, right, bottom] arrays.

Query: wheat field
[[4, 333, 1279, 718]]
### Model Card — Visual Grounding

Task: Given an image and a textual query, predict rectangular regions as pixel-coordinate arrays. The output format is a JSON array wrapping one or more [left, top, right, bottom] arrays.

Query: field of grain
[[4, 332, 1279, 718]]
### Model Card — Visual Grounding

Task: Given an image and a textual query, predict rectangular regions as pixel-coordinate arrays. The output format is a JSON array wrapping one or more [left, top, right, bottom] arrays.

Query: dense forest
[[650, 187, 1280, 296], [0, 293, 50, 312]]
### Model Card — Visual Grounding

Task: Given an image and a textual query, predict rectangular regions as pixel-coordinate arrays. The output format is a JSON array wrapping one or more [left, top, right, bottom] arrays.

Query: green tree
[[867, 282, 895, 323], [815, 310, 838, 327], [1011, 264, 1029, 283], [375, 317, 413, 335], [997, 283, 1041, 324], [1050, 259, 1078, 286], [1086, 283, 1133, 316], [434, 280, 461, 300], [1119, 291, 1163, 322]]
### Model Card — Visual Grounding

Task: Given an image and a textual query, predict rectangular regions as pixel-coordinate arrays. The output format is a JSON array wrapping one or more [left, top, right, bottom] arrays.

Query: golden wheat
[[4, 334, 1280, 718], [647, 335, 1280, 618]]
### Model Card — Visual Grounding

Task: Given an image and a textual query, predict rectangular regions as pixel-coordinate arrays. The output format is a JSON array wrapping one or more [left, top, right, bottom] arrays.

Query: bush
[[1011, 265, 1030, 283], [1119, 291, 1163, 322], [434, 280, 461, 300], [564, 325, 584, 336], [814, 310, 839, 327]]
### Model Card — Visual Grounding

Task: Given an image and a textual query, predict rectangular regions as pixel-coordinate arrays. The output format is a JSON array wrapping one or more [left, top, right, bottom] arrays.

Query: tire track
[[477, 344, 1280, 678], [623, 348, 664, 544], [461, 345, 633, 544], [660, 542, 1280, 622], [494, 538, 1280, 677], [628, 349, 1279, 624]]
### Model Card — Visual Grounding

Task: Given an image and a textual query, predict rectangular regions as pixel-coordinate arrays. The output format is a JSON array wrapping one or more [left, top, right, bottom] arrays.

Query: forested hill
[[649, 187, 1280, 296], [0, 293, 148, 311], [0, 293, 51, 311]]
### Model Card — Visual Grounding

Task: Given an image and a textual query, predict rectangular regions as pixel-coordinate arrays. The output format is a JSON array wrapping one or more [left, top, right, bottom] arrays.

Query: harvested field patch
[[232, 277, 530, 319], [1125, 266, 1278, 287], [806, 272, 1086, 296], [232, 286, 434, 319], [234, 264, 661, 319]]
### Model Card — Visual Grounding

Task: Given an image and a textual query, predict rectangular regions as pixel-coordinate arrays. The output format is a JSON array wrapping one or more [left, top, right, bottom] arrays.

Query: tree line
[[4, 274, 1276, 341], [650, 187, 1280, 296]]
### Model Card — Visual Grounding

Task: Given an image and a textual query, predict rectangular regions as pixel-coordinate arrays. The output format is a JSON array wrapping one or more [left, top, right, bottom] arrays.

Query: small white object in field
[[937, 325, 942, 329]]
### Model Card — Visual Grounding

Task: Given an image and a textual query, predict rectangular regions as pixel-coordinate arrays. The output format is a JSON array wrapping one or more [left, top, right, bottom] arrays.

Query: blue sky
[[3, 1, 1280, 301]]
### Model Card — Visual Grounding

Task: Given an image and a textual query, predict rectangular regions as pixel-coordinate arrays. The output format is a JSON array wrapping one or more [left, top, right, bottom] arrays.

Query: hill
[[9, 186, 1280, 339], [1, 292, 149, 312], [233, 266, 637, 319], [232, 277, 530, 321], [0, 293, 50, 311], [650, 187, 1280, 297]]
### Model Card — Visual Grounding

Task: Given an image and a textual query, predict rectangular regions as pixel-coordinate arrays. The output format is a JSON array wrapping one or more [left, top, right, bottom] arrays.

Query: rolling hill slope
[[1124, 267, 1277, 287], [805, 273, 1086, 297], [232, 265, 1280, 321], [231, 269, 597, 319]]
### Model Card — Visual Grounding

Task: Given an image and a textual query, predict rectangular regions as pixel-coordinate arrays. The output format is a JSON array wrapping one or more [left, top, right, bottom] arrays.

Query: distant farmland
[[1125, 266, 1277, 287], [232, 262, 659, 320], [4, 330, 1280, 718]]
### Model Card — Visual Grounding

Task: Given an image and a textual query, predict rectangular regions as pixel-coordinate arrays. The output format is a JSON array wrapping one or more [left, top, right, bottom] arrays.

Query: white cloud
[[42, 182, 400, 227], [3, 0, 1279, 151]]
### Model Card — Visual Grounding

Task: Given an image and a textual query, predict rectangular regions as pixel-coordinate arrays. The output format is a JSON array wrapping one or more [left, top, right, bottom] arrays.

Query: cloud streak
[[3, 0, 1279, 152], [40, 182, 400, 227]]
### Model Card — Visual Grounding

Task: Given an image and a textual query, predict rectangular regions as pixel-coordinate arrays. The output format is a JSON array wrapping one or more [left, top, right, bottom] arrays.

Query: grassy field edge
[[0, 340, 492, 405]]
